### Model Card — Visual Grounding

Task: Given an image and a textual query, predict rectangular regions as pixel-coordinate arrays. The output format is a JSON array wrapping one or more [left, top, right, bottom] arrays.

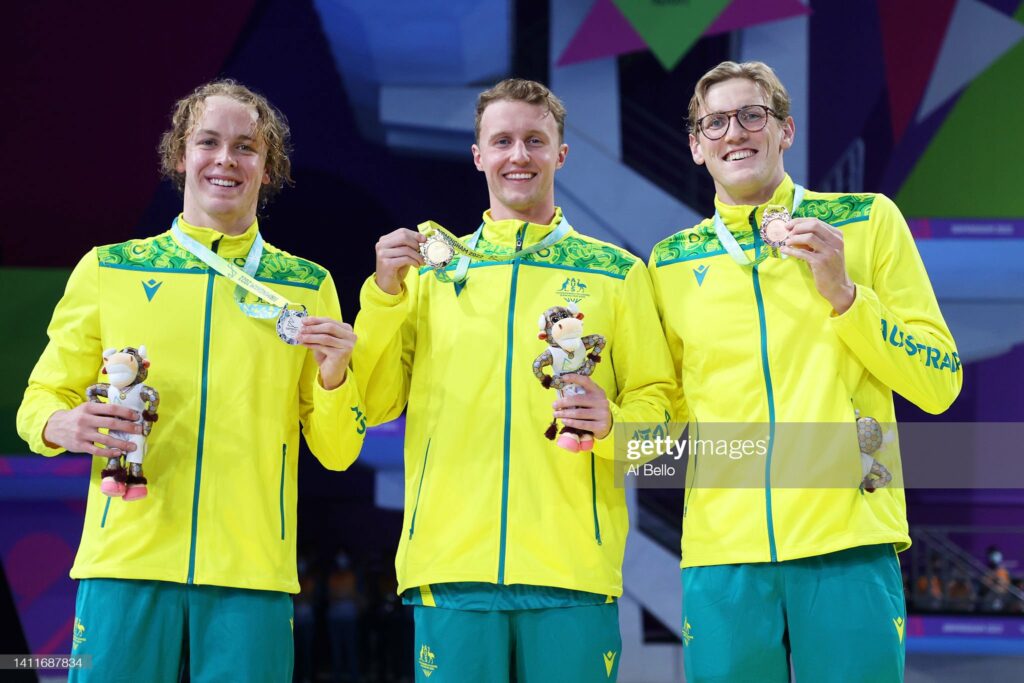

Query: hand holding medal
[[295, 317, 356, 390], [779, 218, 857, 314]]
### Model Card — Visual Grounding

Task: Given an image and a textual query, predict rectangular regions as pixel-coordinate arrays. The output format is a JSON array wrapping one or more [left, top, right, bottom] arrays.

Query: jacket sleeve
[[647, 253, 690, 425], [299, 270, 366, 471], [592, 259, 679, 462], [830, 193, 962, 414], [17, 250, 103, 456], [352, 270, 419, 426]]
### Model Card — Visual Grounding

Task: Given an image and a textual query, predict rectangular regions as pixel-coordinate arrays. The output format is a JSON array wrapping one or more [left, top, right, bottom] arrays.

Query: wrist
[[374, 274, 402, 296], [831, 283, 856, 315]]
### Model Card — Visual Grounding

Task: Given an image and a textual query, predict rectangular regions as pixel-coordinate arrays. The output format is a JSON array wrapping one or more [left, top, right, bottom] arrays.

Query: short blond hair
[[687, 61, 791, 134], [158, 80, 293, 205], [475, 78, 567, 143]]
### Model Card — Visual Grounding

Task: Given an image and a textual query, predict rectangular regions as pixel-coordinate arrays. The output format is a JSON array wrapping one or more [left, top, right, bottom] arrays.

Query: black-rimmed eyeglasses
[[695, 105, 782, 140]]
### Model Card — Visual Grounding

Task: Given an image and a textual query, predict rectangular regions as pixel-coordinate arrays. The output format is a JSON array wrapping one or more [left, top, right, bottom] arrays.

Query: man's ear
[[779, 116, 795, 151], [555, 143, 568, 169], [689, 133, 705, 166], [471, 143, 483, 171]]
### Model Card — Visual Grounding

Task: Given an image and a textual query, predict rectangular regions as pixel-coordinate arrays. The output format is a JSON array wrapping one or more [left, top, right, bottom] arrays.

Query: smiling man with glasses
[[647, 61, 962, 682]]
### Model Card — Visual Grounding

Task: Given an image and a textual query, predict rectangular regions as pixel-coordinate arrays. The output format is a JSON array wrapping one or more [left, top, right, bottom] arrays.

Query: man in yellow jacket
[[648, 61, 962, 682], [17, 80, 364, 682], [354, 79, 675, 681]]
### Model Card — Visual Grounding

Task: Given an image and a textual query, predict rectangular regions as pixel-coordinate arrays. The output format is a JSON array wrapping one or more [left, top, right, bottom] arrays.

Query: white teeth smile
[[505, 173, 534, 180], [209, 178, 239, 187], [725, 150, 755, 161]]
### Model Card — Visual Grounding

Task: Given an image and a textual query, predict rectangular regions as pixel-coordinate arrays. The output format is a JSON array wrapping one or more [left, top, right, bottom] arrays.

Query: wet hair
[[158, 79, 293, 205], [687, 61, 791, 134], [475, 78, 567, 143]]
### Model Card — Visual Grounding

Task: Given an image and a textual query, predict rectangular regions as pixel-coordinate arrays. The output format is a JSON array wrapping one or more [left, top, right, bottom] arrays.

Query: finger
[[784, 232, 829, 253], [86, 415, 143, 434], [297, 333, 348, 349], [86, 443, 127, 458], [553, 394, 603, 410], [379, 246, 425, 266], [378, 230, 425, 250], [559, 374, 600, 391], [299, 321, 356, 339], [780, 245, 815, 262], [559, 418, 608, 432], [90, 432, 137, 452], [84, 402, 140, 421], [554, 406, 606, 420]]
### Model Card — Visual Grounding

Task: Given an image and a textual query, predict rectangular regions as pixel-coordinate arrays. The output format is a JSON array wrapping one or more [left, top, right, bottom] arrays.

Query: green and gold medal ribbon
[[417, 216, 571, 283]]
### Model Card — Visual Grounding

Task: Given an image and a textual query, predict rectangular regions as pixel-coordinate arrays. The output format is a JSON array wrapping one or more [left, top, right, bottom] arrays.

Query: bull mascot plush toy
[[533, 304, 605, 452], [86, 346, 160, 501]]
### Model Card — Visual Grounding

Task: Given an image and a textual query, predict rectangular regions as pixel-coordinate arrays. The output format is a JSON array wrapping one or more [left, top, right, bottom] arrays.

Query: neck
[[714, 170, 787, 207], [489, 199, 556, 226], [181, 208, 255, 236]]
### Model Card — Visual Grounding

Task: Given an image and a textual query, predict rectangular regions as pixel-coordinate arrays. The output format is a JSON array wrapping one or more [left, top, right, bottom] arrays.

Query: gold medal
[[759, 206, 791, 249]]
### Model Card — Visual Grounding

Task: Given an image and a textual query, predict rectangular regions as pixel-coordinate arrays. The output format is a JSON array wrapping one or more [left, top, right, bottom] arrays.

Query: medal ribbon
[[713, 184, 805, 267], [171, 217, 296, 318], [419, 216, 571, 283]]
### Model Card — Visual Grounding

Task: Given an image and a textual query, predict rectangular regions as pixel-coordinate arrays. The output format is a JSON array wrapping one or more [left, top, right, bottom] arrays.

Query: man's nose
[[510, 140, 529, 163], [216, 145, 237, 167]]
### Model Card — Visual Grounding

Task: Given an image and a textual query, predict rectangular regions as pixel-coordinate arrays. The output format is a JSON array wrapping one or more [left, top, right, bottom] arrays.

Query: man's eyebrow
[[488, 129, 548, 141], [194, 129, 257, 141]]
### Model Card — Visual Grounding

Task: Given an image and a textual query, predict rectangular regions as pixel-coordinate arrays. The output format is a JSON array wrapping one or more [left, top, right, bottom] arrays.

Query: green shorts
[[681, 544, 906, 683], [413, 602, 621, 682], [69, 578, 293, 683]]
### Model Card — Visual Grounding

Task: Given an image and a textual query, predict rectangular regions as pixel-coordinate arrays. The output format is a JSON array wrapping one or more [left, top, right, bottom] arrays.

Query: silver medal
[[277, 306, 308, 345]]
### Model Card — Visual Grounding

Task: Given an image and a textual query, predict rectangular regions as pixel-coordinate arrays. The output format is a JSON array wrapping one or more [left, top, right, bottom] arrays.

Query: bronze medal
[[759, 207, 791, 249]]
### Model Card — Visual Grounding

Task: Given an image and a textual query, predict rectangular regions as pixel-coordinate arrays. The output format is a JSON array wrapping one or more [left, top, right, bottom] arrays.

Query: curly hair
[[475, 78, 567, 143], [687, 61, 791, 135], [158, 80, 293, 205]]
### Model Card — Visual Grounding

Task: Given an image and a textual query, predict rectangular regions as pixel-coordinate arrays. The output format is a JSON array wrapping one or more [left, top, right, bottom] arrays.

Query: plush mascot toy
[[533, 304, 605, 452], [87, 346, 160, 501]]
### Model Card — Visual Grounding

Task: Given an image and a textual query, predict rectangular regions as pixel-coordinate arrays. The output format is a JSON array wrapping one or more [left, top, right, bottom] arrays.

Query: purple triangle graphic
[[705, 0, 811, 36], [557, 0, 646, 68]]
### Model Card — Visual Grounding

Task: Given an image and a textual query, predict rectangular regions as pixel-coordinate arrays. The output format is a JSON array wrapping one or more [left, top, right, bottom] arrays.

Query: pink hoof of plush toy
[[123, 485, 148, 502], [557, 433, 581, 452], [578, 436, 595, 451], [101, 478, 126, 497]]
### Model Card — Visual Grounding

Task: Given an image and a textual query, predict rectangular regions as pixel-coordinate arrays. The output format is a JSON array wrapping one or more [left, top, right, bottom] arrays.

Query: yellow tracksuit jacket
[[649, 176, 962, 567], [354, 209, 675, 597], [17, 217, 365, 593]]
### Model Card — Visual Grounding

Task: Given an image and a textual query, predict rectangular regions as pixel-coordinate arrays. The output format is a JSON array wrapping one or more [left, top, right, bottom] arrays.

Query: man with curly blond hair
[[18, 80, 365, 681]]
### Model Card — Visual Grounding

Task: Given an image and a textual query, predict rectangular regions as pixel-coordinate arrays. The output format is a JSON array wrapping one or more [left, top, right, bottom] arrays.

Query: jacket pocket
[[279, 444, 286, 540], [591, 453, 603, 545], [409, 439, 431, 539]]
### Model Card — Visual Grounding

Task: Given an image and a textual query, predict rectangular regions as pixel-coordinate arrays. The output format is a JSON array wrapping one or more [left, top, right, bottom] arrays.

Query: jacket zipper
[[408, 439, 432, 539], [497, 224, 526, 584], [683, 419, 701, 518], [748, 214, 779, 562], [279, 443, 287, 540], [187, 236, 220, 583]]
